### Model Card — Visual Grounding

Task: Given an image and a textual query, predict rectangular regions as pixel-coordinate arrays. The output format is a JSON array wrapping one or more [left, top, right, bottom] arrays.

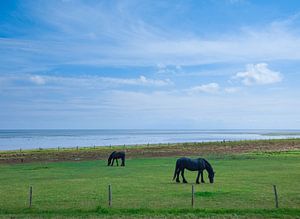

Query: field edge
[[0, 208, 300, 218]]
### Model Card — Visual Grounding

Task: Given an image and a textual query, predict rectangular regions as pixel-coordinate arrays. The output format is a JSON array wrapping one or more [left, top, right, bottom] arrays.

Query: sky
[[1, 0, 300, 129]]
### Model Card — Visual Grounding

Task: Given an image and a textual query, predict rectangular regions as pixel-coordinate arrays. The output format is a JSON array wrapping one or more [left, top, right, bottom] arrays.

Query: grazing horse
[[107, 151, 125, 166], [173, 157, 215, 184]]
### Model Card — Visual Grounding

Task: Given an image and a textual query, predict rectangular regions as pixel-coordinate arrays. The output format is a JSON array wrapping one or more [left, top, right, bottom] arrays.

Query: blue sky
[[1, 0, 300, 129]]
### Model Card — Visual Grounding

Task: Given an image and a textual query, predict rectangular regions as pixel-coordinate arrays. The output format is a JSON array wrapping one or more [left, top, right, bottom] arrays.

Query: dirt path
[[0, 139, 299, 164]]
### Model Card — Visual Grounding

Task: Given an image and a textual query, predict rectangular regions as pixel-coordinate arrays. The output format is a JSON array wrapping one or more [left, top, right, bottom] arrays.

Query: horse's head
[[208, 171, 215, 183], [107, 151, 116, 166], [203, 159, 215, 183], [107, 157, 112, 166]]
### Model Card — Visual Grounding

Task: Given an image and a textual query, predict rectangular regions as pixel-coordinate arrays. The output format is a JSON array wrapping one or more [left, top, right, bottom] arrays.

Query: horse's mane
[[109, 151, 116, 159], [203, 159, 214, 175]]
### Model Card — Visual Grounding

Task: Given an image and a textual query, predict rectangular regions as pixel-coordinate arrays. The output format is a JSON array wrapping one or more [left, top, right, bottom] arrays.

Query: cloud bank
[[1, 1, 300, 71]]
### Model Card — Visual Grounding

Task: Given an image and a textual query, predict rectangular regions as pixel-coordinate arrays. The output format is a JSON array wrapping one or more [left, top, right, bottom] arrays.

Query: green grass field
[[0, 151, 299, 218]]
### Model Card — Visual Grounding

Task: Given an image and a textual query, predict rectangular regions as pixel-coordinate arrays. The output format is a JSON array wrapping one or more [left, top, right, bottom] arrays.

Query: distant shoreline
[[1, 129, 300, 151], [1, 136, 300, 152]]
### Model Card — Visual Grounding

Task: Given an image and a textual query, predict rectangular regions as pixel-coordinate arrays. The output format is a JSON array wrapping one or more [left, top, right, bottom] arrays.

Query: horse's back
[[177, 157, 190, 162], [177, 157, 202, 163], [177, 157, 203, 171], [118, 151, 125, 155], [115, 151, 125, 158]]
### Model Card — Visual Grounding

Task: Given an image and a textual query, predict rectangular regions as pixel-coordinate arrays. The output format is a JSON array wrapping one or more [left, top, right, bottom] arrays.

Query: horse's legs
[[181, 169, 188, 183], [176, 168, 180, 183], [201, 170, 205, 183], [196, 171, 201, 184], [121, 158, 125, 166], [116, 159, 119, 166], [201, 171, 205, 183], [111, 158, 115, 166]]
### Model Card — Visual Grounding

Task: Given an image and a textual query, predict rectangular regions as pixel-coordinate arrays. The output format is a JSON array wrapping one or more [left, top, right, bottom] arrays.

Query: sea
[[0, 129, 300, 151]]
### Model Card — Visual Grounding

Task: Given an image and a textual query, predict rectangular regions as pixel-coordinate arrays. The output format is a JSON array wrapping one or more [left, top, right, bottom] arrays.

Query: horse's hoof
[[183, 181, 188, 184], [196, 181, 200, 184]]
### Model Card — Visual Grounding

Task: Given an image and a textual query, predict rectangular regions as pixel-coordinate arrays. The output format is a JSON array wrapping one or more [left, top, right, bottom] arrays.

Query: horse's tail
[[121, 152, 125, 166], [173, 159, 179, 180]]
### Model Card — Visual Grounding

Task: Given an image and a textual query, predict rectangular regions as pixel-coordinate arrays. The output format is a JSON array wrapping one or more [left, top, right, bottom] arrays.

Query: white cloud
[[1, 74, 172, 88], [29, 75, 46, 85], [224, 87, 240, 93], [188, 83, 220, 94], [156, 64, 183, 75], [95, 75, 172, 86], [234, 63, 282, 86]]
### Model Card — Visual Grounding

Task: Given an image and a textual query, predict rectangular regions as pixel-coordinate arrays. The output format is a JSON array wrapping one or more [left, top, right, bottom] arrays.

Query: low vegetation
[[1, 138, 300, 164]]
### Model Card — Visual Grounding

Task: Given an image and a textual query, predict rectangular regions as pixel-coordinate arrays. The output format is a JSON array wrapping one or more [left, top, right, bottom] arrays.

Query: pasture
[[0, 151, 299, 218]]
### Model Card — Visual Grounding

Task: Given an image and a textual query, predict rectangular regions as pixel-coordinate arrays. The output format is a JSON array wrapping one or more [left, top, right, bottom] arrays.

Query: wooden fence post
[[273, 185, 279, 208], [191, 184, 194, 208], [29, 186, 33, 208], [108, 184, 112, 207]]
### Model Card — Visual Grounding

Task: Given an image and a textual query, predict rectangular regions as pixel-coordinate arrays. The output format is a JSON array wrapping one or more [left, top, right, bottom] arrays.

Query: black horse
[[107, 151, 125, 166], [173, 157, 215, 184]]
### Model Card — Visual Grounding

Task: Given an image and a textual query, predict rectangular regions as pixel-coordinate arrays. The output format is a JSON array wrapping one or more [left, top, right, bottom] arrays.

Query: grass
[[0, 208, 299, 218], [0, 151, 299, 218]]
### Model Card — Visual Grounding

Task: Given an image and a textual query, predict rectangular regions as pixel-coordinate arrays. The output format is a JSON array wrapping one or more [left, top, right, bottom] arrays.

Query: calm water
[[0, 129, 300, 151]]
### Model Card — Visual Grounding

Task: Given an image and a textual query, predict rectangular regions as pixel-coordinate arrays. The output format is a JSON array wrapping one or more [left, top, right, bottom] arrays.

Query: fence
[[25, 184, 280, 209]]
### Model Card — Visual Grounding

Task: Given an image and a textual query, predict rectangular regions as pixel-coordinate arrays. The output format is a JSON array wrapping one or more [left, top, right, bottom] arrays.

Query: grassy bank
[[1, 138, 300, 164], [0, 151, 299, 218]]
